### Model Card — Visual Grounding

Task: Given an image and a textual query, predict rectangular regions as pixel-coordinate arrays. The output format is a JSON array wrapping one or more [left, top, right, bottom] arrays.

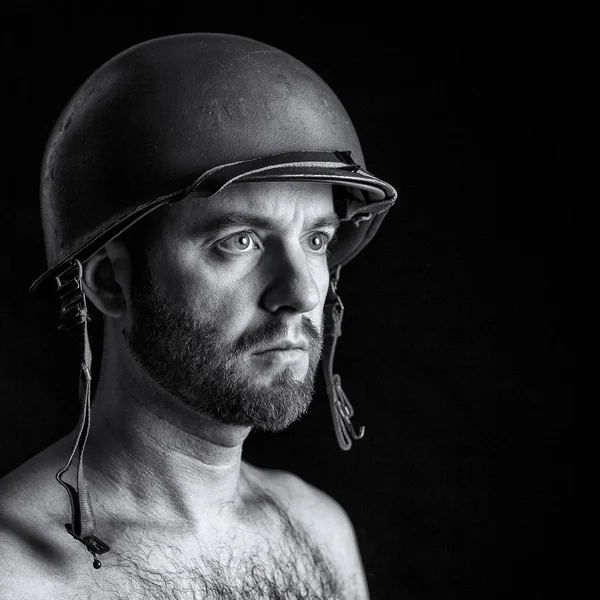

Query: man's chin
[[223, 405, 309, 433], [188, 377, 314, 432]]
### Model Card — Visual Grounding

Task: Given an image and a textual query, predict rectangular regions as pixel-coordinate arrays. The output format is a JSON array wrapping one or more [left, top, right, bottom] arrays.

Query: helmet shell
[[33, 33, 396, 292]]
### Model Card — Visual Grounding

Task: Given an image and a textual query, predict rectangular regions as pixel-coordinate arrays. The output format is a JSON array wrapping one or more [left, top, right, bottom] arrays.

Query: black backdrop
[[1, 4, 562, 599]]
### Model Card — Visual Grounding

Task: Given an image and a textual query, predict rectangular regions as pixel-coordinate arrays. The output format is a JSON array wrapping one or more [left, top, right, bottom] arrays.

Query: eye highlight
[[305, 231, 333, 254], [217, 231, 260, 254]]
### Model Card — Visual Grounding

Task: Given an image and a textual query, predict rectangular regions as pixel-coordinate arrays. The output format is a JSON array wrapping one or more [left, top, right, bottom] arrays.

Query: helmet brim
[[30, 151, 397, 294]]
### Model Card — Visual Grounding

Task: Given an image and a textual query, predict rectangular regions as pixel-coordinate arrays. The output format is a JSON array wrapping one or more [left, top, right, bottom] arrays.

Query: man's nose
[[261, 245, 322, 315]]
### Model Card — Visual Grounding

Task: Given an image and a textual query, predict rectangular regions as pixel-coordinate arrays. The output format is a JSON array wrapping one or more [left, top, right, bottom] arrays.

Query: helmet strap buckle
[[55, 261, 89, 331], [65, 524, 110, 569]]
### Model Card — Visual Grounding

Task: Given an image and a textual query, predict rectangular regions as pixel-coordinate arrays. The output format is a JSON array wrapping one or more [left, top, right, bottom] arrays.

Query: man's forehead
[[178, 181, 336, 226]]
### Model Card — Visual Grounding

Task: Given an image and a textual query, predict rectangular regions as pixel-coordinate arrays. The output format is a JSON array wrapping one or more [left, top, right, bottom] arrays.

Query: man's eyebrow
[[310, 213, 341, 231], [193, 211, 341, 236]]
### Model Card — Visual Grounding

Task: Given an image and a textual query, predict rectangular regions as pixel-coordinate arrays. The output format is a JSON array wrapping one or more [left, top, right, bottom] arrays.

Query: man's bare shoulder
[[0, 437, 70, 516], [243, 462, 370, 598], [0, 439, 87, 599], [248, 465, 353, 531]]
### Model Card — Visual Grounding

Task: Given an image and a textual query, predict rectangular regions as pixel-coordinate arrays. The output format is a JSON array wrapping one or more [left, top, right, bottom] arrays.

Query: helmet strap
[[322, 266, 365, 450], [54, 260, 110, 568]]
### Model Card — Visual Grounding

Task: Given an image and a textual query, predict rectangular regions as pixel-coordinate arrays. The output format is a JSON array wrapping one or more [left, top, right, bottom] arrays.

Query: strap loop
[[322, 266, 365, 451]]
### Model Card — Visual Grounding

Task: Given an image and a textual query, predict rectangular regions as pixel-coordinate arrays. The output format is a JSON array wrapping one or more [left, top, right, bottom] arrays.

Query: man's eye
[[306, 232, 330, 253], [218, 232, 259, 253]]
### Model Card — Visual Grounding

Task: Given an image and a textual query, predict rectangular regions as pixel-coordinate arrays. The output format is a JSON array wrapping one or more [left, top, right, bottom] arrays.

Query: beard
[[123, 262, 324, 432]]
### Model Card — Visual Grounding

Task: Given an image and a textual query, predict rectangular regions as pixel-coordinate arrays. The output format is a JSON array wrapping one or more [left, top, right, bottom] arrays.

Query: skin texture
[[122, 217, 325, 433], [0, 182, 369, 599]]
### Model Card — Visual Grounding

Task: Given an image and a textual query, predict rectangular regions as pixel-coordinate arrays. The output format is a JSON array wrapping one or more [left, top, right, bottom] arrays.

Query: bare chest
[[54, 519, 350, 600]]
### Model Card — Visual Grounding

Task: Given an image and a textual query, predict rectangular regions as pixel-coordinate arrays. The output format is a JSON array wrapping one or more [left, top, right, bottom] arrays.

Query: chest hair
[[85, 486, 352, 600]]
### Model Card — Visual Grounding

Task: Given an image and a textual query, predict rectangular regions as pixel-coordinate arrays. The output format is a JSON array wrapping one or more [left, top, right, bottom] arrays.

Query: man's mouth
[[251, 339, 310, 366], [253, 339, 309, 354]]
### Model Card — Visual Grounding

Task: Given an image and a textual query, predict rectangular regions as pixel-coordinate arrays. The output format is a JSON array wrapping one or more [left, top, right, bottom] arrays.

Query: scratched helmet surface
[[31, 32, 397, 293]]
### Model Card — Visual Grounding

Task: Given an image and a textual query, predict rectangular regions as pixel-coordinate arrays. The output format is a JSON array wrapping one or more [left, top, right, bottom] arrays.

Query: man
[[0, 33, 396, 599]]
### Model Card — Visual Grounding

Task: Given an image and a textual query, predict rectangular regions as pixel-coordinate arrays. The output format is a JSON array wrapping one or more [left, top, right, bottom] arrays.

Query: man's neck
[[81, 341, 252, 529]]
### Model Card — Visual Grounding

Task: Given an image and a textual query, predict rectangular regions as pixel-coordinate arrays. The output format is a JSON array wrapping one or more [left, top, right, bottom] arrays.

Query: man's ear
[[81, 241, 130, 318]]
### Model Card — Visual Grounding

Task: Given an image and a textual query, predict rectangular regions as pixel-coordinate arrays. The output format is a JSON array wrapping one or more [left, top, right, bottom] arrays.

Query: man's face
[[124, 182, 337, 432]]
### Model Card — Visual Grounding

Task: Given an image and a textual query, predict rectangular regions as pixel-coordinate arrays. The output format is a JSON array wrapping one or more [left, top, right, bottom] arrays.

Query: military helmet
[[31, 32, 396, 293]]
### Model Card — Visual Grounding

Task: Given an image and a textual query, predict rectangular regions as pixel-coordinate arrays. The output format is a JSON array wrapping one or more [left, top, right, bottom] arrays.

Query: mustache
[[234, 316, 322, 355]]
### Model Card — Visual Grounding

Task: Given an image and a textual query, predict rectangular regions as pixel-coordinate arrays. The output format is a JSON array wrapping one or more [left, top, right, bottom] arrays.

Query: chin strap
[[322, 266, 365, 450], [54, 260, 110, 569]]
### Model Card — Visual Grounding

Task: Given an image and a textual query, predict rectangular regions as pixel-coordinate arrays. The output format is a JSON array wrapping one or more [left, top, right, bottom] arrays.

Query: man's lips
[[253, 339, 309, 354]]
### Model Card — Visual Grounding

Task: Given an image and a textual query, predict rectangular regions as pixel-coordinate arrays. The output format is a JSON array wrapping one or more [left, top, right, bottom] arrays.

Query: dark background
[[1, 3, 564, 599]]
